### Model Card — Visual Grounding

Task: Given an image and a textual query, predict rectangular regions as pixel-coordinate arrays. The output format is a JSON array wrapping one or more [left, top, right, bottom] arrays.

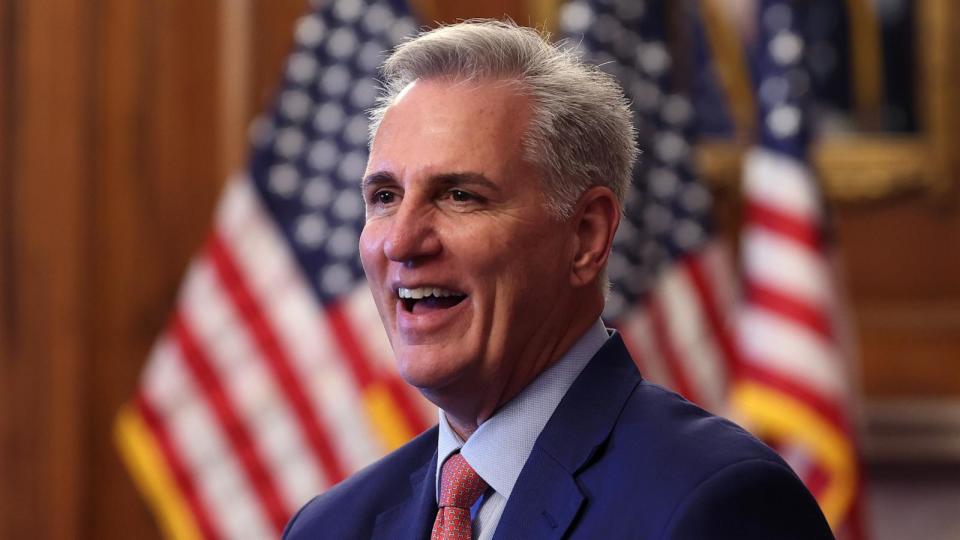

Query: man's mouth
[[397, 286, 467, 313]]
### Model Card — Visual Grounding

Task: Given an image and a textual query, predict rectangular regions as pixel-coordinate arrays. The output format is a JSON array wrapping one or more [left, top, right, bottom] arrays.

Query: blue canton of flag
[[250, 0, 417, 302]]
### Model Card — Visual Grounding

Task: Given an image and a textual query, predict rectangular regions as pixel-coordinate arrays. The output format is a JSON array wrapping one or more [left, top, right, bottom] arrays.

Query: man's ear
[[570, 186, 620, 287]]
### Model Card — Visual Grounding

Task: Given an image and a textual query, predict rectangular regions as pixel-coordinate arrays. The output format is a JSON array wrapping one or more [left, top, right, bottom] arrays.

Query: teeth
[[398, 287, 461, 299]]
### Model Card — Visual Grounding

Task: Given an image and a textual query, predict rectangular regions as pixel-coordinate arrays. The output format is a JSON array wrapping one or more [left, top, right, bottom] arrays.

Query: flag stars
[[650, 167, 680, 198], [279, 90, 313, 123], [387, 17, 417, 46], [295, 15, 326, 48], [295, 214, 329, 249], [638, 42, 670, 76], [332, 0, 363, 24], [301, 177, 334, 208], [661, 95, 693, 127], [767, 104, 802, 139], [350, 79, 378, 109], [268, 164, 301, 198], [308, 140, 339, 172], [559, 1, 595, 34], [274, 128, 307, 159], [287, 53, 319, 85], [314, 103, 346, 134], [326, 226, 358, 259], [344, 115, 370, 146], [327, 27, 358, 59], [337, 151, 368, 182], [320, 65, 351, 97], [680, 183, 712, 213], [769, 31, 803, 66], [332, 190, 364, 221], [320, 263, 353, 296], [357, 41, 386, 72], [673, 219, 705, 250], [654, 131, 689, 164], [362, 4, 394, 35]]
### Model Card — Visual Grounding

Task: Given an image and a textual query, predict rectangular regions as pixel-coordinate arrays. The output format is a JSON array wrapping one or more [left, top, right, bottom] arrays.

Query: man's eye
[[449, 189, 474, 202], [373, 191, 395, 204]]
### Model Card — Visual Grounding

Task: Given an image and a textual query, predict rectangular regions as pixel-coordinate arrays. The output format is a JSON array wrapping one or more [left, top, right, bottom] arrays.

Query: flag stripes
[[746, 281, 833, 339], [647, 293, 697, 401], [206, 232, 349, 485], [120, 174, 437, 538], [130, 395, 217, 540], [634, 249, 733, 412], [213, 179, 387, 474], [681, 253, 740, 379], [171, 313, 291, 534]]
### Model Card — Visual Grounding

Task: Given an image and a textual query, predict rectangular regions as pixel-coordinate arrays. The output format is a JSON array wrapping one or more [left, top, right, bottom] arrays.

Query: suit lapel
[[494, 334, 642, 539], [371, 451, 439, 540]]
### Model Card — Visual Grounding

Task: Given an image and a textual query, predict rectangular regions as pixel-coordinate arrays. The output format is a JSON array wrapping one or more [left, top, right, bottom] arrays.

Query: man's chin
[[396, 354, 471, 399]]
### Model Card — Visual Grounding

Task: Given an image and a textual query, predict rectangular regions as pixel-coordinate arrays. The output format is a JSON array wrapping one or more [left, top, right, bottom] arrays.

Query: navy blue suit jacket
[[284, 334, 834, 539]]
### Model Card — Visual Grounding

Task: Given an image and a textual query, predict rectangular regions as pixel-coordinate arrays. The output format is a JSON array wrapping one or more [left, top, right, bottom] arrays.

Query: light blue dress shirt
[[435, 318, 610, 540]]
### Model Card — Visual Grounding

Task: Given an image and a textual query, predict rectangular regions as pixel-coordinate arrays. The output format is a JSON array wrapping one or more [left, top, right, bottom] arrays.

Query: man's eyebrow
[[361, 171, 502, 193], [433, 172, 501, 193], [361, 171, 395, 191]]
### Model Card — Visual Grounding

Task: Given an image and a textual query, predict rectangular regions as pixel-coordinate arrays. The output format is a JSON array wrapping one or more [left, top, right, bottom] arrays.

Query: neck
[[438, 301, 602, 441]]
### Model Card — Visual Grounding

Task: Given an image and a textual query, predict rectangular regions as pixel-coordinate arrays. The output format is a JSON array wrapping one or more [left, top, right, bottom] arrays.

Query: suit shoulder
[[662, 458, 834, 539], [619, 380, 785, 468], [283, 426, 439, 539], [571, 381, 831, 537]]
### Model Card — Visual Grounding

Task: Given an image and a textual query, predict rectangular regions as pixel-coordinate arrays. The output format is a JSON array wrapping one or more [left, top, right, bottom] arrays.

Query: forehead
[[367, 78, 532, 178]]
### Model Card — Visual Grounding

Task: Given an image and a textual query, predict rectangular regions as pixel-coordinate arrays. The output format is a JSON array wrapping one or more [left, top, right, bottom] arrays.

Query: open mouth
[[398, 286, 467, 313]]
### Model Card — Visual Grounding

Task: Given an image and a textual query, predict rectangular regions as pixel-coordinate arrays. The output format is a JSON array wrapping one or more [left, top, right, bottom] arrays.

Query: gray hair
[[368, 19, 638, 219]]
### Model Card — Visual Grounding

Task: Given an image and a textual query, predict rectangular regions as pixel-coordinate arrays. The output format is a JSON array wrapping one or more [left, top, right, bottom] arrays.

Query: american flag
[[733, 0, 864, 537], [559, 0, 738, 414], [115, 1, 434, 538]]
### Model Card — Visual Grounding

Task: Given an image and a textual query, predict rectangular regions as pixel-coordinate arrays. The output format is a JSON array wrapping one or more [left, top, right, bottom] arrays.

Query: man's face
[[359, 78, 577, 408]]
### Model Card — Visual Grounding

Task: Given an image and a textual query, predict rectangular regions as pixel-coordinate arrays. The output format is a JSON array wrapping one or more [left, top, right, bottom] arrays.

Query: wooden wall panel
[[1, 0, 92, 537], [86, 1, 225, 538], [837, 196, 960, 398]]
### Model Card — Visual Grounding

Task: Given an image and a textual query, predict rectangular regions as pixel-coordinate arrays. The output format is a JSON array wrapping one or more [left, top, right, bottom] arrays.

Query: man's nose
[[382, 201, 441, 264]]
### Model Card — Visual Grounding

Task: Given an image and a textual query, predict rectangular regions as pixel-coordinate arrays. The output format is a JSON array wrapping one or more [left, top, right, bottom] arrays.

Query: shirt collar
[[436, 318, 610, 501]]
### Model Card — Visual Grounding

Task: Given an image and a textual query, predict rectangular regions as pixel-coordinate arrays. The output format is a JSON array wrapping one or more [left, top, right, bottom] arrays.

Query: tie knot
[[438, 453, 488, 509]]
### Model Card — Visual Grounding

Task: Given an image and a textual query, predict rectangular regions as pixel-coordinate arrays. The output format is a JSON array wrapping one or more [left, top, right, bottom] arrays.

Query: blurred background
[[1, 0, 958, 538]]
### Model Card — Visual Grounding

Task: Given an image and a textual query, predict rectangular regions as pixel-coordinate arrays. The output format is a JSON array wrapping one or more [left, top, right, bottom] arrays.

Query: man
[[284, 20, 833, 540]]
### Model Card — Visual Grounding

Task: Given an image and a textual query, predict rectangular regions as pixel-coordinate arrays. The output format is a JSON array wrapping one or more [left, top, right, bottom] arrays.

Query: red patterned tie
[[432, 453, 488, 540]]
